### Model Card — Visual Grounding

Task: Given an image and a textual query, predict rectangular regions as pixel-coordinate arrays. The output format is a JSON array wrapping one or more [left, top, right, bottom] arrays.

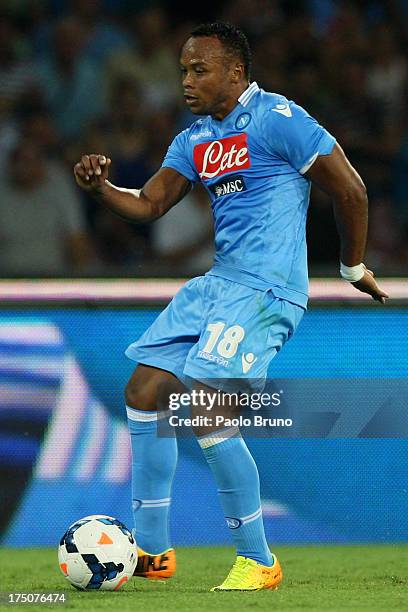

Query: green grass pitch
[[0, 544, 407, 610]]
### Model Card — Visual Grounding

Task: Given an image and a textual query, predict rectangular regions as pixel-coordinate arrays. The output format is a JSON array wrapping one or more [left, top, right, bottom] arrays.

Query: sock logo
[[226, 517, 242, 529], [241, 352, 257, 374]]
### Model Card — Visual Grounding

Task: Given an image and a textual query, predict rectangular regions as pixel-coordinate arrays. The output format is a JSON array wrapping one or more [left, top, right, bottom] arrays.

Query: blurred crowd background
[[0, 0, 407, 277]]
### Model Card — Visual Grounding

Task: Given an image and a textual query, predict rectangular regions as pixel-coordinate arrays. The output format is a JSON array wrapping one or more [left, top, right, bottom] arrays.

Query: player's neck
[[211, 82, 249, 121]]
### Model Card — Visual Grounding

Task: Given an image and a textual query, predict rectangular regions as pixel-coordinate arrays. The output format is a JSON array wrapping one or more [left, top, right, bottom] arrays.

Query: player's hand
[[350, 268, 389, 304], [74, 154, 111, 192]]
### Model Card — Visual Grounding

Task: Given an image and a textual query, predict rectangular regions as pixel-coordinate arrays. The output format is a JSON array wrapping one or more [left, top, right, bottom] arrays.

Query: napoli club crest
[[235, 113, 251, 130]]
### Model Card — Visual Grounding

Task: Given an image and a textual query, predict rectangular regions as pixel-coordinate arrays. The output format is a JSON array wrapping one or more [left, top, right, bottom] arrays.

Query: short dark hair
[[190, 22, 252, 80]]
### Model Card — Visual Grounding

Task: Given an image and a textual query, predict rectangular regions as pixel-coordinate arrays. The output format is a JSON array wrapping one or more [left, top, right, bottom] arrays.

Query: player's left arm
[[305, 143, 389, 304]]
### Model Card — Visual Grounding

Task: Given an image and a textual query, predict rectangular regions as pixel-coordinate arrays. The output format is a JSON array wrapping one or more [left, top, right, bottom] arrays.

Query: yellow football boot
[[133, 547, 176, 580], [211, 554, 282, 592]]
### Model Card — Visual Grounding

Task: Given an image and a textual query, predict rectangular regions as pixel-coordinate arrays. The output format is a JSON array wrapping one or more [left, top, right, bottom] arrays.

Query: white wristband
[[340, 262, 365, 282]]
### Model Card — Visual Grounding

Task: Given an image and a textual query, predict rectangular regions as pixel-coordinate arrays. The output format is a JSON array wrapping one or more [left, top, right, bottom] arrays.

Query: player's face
[[180, 37, 241, 118]]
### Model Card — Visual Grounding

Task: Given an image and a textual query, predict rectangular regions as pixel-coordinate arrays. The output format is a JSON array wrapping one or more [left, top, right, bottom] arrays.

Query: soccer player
[[74, 22, 388, 592]]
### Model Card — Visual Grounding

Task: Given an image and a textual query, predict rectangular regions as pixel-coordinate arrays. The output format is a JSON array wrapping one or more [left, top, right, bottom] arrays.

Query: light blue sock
[[198, 427, 272, 567], [127, 406, 177, 554]]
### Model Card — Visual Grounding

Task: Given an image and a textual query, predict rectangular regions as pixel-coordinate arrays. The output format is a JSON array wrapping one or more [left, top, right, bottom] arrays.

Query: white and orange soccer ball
[[58, 514, 137, 590]]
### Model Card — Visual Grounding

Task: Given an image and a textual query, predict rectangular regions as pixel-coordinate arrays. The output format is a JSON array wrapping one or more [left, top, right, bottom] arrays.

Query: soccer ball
[[58, 514, 137, 590]]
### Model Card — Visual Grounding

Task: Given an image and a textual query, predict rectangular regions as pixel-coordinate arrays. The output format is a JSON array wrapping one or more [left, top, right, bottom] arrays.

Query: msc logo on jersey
[[210, 175, 247, 198], [193, 134, 251, 180]]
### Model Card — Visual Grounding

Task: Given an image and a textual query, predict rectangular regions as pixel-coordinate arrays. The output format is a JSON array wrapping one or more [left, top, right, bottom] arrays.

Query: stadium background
[[0, 0, 407, 552]]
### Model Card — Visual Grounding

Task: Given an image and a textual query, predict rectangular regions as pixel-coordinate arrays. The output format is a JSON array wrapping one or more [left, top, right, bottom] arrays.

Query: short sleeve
[[161, 129, 199, 183], [262, 100, 336, 174]]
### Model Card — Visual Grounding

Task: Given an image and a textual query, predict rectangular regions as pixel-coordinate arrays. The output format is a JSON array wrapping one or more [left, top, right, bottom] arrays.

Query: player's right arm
[[74, 154, 191, 223]]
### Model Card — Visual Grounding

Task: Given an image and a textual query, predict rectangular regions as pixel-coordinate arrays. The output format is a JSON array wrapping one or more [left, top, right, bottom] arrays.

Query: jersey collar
[[238, 81, 260, 107]]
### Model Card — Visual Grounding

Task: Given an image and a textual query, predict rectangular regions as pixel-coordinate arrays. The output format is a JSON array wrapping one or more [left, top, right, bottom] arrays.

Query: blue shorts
[[126, 275, 304, 391]]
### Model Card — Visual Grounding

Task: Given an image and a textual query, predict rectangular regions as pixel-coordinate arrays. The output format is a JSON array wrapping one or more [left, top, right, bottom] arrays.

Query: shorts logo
[[197, 350, 229, 367], [242, 352, 257, 374], [210, 175, 246, 198], [193, 134, 251, 180], [226, 517, 242, 529], [132, 500, 142, 511]]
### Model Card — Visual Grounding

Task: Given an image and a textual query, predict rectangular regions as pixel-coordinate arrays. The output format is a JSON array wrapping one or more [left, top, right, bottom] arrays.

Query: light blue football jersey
[[161, 82, 336, 309]]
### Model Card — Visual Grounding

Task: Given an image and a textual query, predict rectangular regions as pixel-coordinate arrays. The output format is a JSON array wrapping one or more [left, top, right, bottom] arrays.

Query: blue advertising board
[[0, 306, 407, 547]]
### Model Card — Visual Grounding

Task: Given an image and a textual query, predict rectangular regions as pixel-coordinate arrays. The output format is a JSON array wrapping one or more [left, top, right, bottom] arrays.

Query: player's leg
[[125, 364, 182, 579], [124, 277, 203, 579], [192, 385, 279, 578], [183, 277, 304, 591], [192, 392, 280, 590]]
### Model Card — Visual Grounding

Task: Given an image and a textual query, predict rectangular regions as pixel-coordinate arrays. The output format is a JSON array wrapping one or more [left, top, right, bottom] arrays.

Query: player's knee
[[125, 365, 179, 411], [124, 378, 137, 408], [125, 380, 151, 410], [125, 369, 154, 410]]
